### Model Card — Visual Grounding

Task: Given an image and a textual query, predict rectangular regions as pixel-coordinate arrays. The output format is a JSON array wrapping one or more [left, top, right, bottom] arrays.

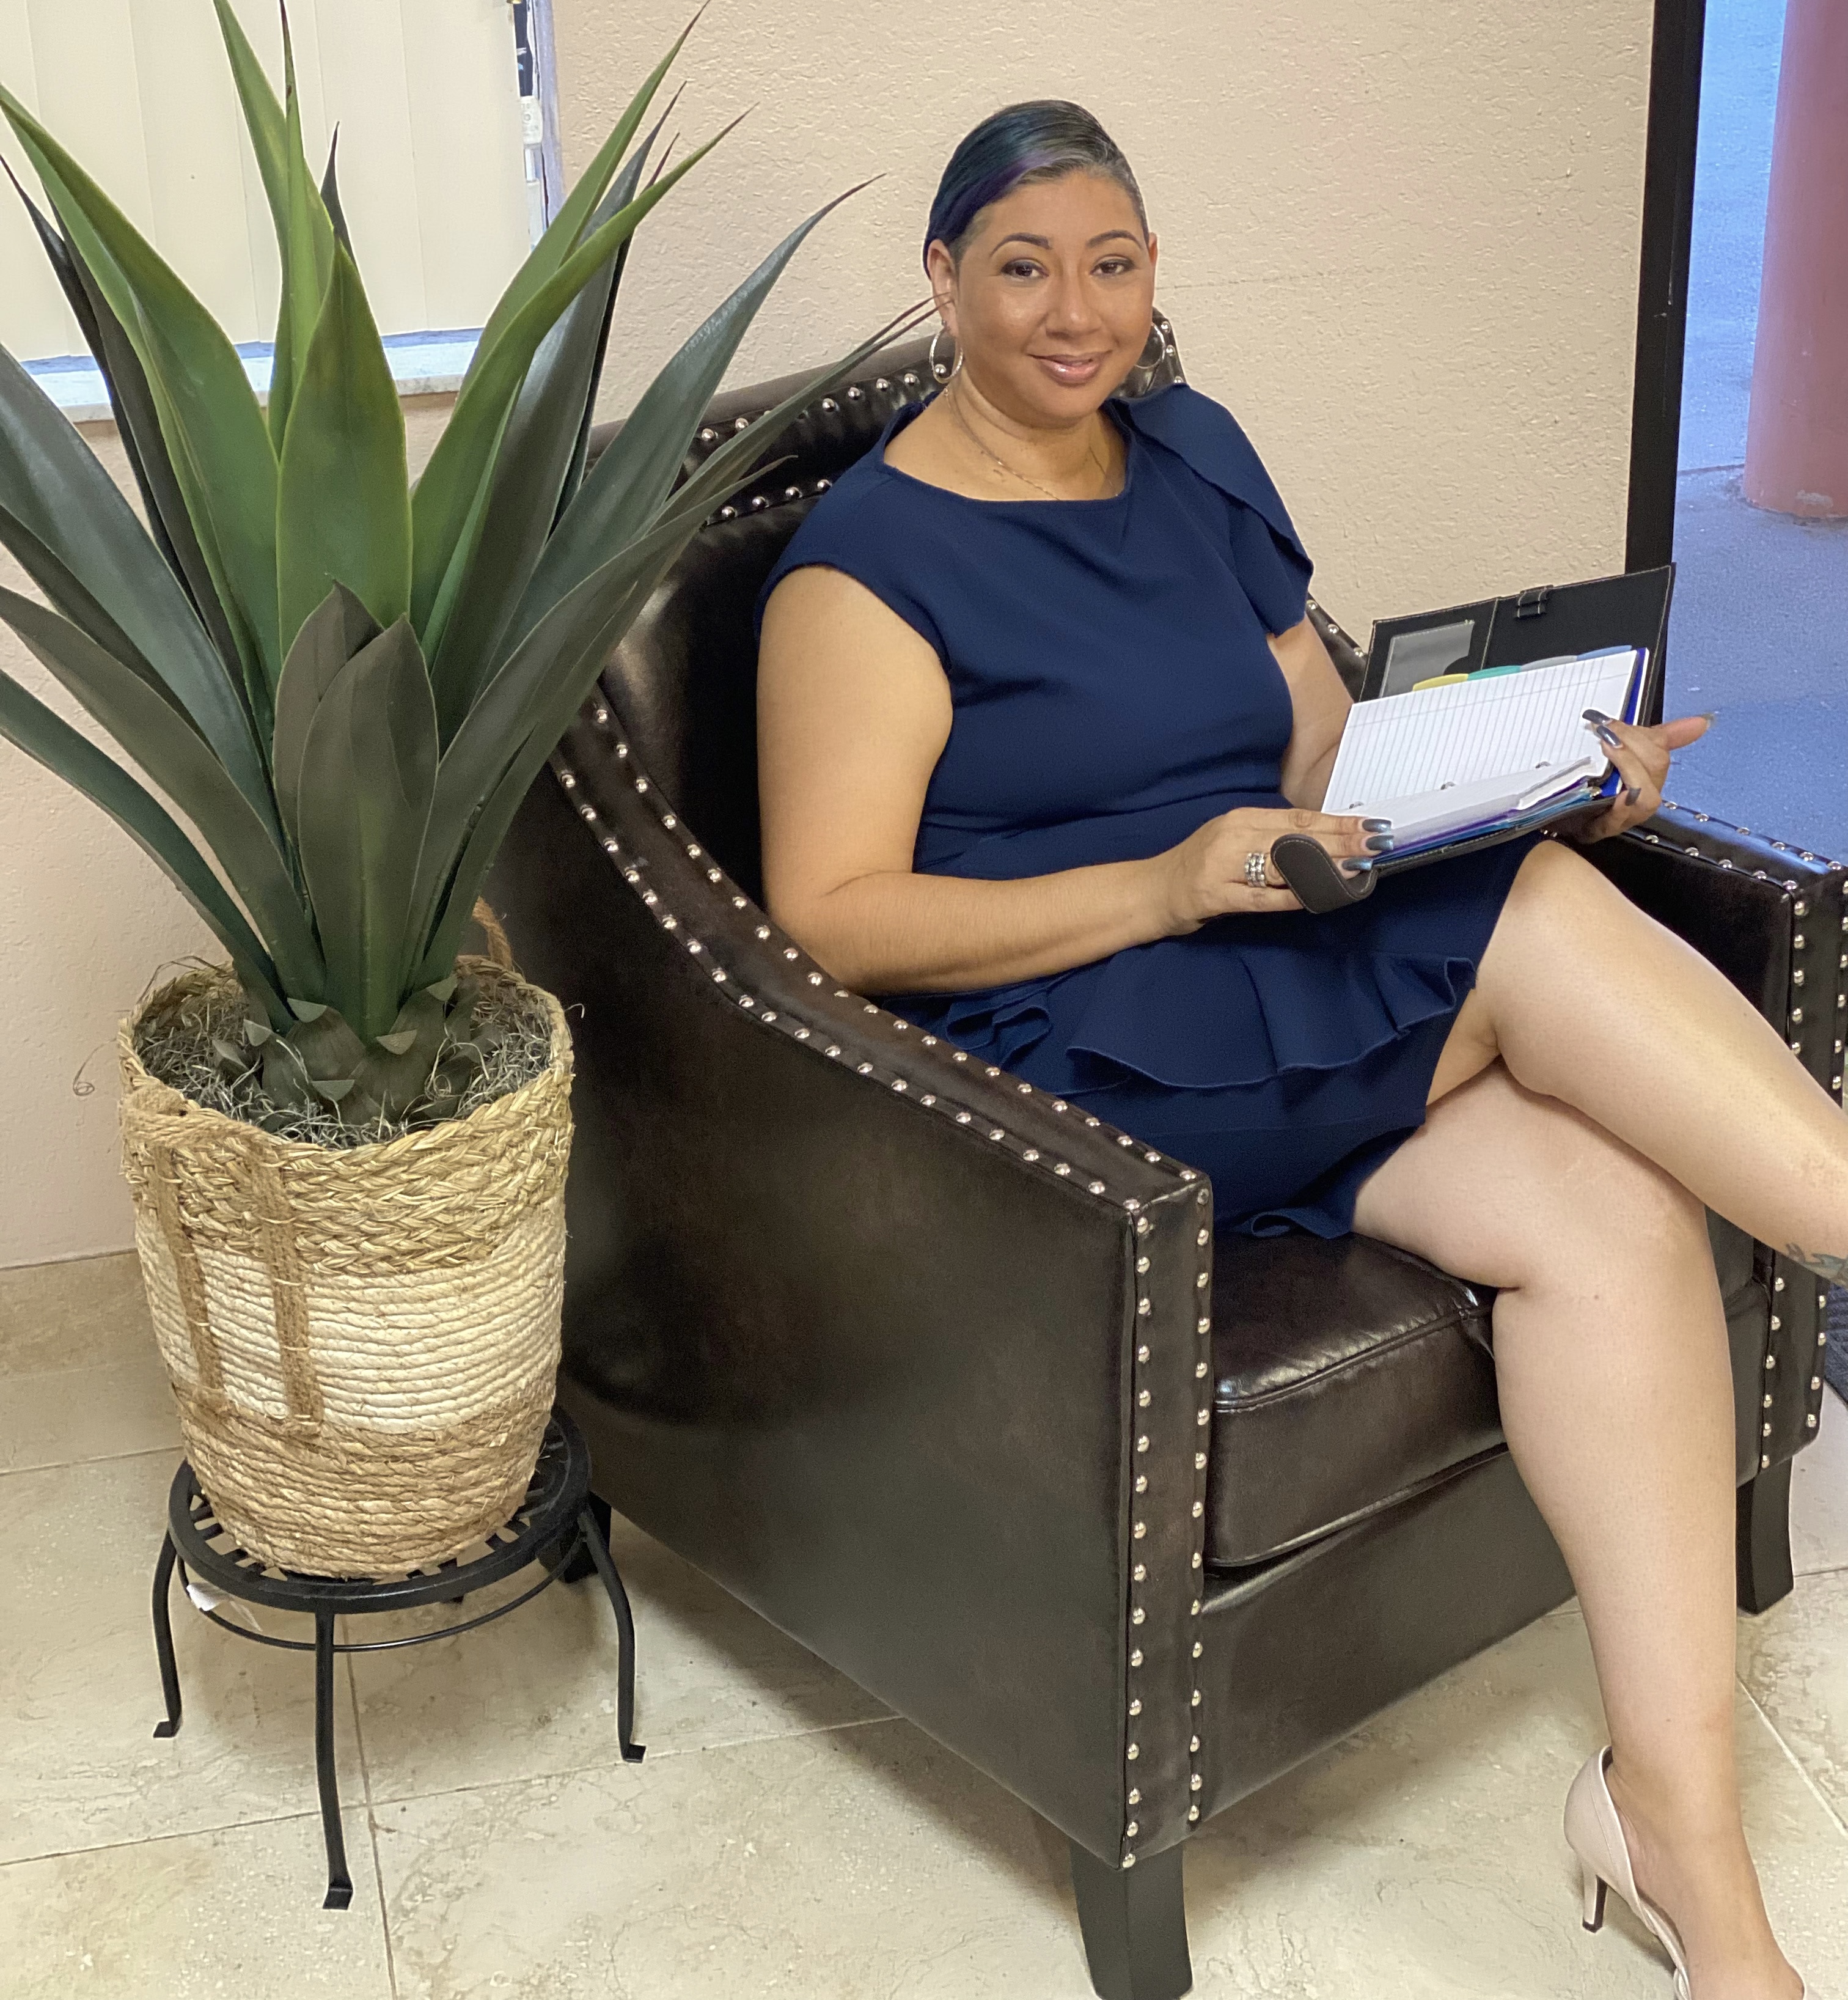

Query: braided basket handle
[[469, 899, 519, 974]]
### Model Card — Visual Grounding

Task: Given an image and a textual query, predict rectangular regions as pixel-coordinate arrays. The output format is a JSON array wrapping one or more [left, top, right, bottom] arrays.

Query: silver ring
[[1244, 850, 1270, 889]]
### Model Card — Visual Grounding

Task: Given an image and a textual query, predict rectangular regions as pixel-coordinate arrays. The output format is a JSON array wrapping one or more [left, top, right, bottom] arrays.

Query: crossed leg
[[1352, 837, 1847, 1999]]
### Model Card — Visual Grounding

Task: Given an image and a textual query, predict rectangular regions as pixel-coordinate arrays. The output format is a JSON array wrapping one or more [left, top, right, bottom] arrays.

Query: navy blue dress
[[759, 383, 1536, 1236]]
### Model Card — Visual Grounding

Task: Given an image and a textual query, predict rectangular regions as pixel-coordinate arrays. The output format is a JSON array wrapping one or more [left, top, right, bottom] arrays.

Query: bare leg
[[1431, 836, 1848, 1274], [1355, 1064, 1800, 1999]]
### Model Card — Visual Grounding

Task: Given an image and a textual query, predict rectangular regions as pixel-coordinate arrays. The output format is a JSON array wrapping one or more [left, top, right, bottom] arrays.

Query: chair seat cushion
[[1203, 1215, 1769, 1568], [1204, 1235, 1501, 1568]]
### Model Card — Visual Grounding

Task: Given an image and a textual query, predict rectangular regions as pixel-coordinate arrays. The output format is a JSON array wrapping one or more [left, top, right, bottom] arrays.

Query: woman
[[757, 100, 1838, 1999]]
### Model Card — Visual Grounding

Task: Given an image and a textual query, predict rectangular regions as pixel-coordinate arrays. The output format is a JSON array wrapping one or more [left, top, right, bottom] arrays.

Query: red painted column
[[1744, 0, 1848, 518]]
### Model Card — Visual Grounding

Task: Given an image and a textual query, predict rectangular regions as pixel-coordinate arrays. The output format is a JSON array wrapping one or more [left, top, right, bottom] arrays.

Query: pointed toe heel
[[1563, 1747, 1691, 1995]]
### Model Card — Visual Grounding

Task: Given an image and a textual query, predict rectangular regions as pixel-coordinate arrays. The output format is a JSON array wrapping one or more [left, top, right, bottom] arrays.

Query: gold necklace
[[945, 378, 1112, 501]]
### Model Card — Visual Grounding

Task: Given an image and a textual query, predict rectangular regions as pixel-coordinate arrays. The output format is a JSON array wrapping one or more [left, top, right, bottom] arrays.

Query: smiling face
[[927, 169, 1158, 430]]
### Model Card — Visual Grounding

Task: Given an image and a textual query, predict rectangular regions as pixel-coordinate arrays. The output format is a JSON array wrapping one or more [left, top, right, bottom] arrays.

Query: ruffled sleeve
[[1120, 383, 1313, 636]]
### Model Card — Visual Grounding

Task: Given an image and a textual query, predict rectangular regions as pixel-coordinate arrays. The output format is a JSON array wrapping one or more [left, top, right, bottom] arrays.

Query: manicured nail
[[1362, 817, 1393, 831], [1582, 708, 1613, 724], [1624, 785, 1641, 805], [1341, 857, 1374, 875], [1365, 834, 1395, 852], [1696, 710, 1718, 721], [1585, 719, 1622, 748]]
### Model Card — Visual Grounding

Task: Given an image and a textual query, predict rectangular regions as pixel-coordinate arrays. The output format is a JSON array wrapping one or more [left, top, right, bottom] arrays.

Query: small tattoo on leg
[[1784, 1243, 1848, 1284]]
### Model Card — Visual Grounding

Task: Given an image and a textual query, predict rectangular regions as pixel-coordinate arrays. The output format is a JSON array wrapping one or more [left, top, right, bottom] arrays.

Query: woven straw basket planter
[[118, 955, 573, 1577]]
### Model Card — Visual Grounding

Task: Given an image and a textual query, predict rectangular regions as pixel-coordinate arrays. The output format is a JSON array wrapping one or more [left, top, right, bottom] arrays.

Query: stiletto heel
[[1563, 1747, 1692, 1998], [1568, 1744, 1808, 1991], [1563, 1746, 1821, 1999]]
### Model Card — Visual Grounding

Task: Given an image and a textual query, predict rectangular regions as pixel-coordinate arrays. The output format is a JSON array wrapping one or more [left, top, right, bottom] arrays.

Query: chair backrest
[[583, 320, 1186, 902]]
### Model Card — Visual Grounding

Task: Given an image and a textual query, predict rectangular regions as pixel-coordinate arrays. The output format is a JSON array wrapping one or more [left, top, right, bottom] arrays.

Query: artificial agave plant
[[0, 4, 923, 1127]]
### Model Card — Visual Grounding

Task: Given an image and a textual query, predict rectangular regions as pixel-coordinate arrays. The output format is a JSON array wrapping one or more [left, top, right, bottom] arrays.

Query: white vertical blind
[[0, 0, 532, 362]]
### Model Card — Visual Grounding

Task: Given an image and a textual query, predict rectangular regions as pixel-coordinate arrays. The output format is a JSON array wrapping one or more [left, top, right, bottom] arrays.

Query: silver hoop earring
[[1136, 320, 1168, 374], [928, 325, 960, 384]]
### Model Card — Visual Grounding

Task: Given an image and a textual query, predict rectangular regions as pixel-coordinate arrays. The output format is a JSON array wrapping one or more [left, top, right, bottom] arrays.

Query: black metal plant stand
[[148, 1405, 641, 1908]]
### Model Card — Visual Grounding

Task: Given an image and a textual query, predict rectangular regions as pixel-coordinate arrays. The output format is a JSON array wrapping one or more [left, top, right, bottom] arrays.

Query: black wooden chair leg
[[1068, 1838, 1191, 2000], [150, 1535, 182, 1739], [1737, 1458, 1796, 1614], [313, 1611, 354, 1910]]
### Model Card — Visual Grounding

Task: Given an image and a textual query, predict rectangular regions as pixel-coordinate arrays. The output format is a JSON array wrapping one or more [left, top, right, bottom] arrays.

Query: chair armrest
[[1579, 804, 1847, 1466], [487, 707, 1215, 1867], [1307, 595, 1368, 699]]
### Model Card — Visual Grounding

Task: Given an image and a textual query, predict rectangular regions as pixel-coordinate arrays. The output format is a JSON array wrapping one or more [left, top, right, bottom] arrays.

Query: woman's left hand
[[1571, 711, 1715, 843]]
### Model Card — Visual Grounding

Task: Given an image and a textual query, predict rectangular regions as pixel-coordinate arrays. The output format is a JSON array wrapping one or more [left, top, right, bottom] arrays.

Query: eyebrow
[[991, 229, 1143, 252]]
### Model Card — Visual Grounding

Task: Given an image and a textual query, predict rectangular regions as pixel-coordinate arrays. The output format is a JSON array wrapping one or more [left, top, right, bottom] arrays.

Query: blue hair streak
[[924, 100, 1147, 268]]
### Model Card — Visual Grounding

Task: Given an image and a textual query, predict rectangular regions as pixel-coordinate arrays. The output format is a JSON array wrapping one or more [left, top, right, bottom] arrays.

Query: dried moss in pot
[[137, 961, 555, 1147]]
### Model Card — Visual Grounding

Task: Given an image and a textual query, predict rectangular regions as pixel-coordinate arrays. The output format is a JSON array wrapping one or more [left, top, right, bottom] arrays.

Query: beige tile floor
[[3, 1251, 1846, 2000]]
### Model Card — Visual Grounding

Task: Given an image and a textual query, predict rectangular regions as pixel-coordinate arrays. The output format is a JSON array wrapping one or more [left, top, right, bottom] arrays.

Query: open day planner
[[1322, 647, 1644, 856]]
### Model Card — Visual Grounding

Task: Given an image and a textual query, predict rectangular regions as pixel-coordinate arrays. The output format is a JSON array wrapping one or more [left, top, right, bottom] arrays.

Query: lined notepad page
[[1325, 652, 1640, 818]]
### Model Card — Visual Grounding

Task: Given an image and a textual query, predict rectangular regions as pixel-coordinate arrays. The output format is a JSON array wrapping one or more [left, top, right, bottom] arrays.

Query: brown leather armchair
[[489, 326, 1839, 2000]]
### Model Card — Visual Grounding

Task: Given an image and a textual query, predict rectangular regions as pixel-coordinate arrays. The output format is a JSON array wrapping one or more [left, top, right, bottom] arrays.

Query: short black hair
[[923, 100, 1147, 269]]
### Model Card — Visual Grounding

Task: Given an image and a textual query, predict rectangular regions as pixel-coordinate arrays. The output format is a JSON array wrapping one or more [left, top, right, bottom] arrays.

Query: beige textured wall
[[0, 397, 453, 1268], [557, 0, 1654, 638]]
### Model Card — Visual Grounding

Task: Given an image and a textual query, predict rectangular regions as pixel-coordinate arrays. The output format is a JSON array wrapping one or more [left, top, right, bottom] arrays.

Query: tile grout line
[[0, 1805, 326, 1871], [359, 1709, 905, 1815], [660, 1710, 903, 1762], [1737, 1674, 1848, 1842], [0, 1442, 182, 1483], [346, 1652, 402, 2000]]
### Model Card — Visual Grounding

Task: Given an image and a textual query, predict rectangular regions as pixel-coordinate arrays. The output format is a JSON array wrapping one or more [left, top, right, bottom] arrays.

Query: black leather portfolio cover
[[1273, 565, 1676, 913]]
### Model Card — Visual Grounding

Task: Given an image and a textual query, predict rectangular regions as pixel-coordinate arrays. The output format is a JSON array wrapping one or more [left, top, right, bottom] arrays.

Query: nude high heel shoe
[[1563, 1746, 1816, 2000], [1565, 1746, 1693, 1999]]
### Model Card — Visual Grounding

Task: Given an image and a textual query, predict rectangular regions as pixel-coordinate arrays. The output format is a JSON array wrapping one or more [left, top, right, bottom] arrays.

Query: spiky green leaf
[[346, 987, 449, 1122], [276, 1004, 365, 1086], [413, 557, 688, 987], [0, 501, 158, 696], [409, 303, 932, 980], [272, 583, 380, 856], [269, 17, 336, 449], [0, 344, 270, 814], [552, 94, 685, 524], [511, 191, 863, 648], [0, 585, 322, 998], [407, 508, 697, 979], [0, 84, 281, 699], [295, 619, 438, 1037], [211, 0, 290, 235], [1, 164, 246, 682], [276, 244, 410, 657], [468, 13, 697, 369], [4, 164, 180, 578], [406, 301, 921, 982], [666, 301, 936, 529], [408, 120, 732, 658], [321, 130, 352, 257], [426, 130, 662, 739], [0, 664, 286, 1020]]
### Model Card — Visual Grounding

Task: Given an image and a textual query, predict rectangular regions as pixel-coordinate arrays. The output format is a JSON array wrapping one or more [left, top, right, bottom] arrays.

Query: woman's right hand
[[1152, 807, 1389, 930]]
